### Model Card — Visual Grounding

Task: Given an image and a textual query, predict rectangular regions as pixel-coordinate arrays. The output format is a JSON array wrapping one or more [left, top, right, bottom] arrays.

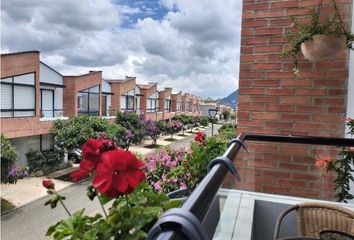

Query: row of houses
[[0, 51, 203, 165]]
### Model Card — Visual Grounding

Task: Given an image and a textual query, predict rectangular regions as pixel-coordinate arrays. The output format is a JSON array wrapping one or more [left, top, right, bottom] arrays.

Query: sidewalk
[[1, 125, 212, 211]]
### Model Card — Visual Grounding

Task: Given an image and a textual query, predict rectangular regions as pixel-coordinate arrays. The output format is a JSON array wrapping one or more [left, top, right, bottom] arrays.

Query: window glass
[[1, 84, 12, 109], [127, 96, 134, 109], [14, 86, 35, 109]]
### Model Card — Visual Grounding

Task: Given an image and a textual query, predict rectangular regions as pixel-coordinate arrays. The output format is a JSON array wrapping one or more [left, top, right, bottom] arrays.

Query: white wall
[[40, 62, 63, 85], [102, 80, 111, 93], [11, 136, 40, 167]]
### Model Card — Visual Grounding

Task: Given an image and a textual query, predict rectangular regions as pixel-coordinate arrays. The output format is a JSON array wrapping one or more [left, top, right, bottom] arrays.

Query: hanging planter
[[281, 0, 354, 74], [300, 34, 348, 62]]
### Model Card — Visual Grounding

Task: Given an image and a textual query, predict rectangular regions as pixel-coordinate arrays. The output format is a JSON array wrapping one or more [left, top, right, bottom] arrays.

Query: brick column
[[232, 0, 353, 200]]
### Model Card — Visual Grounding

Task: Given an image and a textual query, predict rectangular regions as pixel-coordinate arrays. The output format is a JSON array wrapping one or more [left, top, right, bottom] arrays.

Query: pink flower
[[179, 182, 187, 190], [153, 181, 162, 192]]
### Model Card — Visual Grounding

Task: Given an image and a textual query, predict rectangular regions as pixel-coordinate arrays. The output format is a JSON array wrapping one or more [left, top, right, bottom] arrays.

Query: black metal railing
[[147, 133, 354, 240]]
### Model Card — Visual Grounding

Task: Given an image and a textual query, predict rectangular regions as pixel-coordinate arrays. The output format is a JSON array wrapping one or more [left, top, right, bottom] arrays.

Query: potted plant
[[282, 2, 354, 74]]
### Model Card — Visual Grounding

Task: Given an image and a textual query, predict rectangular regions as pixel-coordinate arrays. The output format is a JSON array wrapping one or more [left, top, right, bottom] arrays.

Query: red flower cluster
[[71, 138, 145, 198], [315, 155, 333, 170], [194, 132, 206, 144]]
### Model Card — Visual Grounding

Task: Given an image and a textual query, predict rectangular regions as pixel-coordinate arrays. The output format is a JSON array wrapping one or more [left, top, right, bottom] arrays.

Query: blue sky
[[115, 0, 172, 27], [1, 0, 242, 99]]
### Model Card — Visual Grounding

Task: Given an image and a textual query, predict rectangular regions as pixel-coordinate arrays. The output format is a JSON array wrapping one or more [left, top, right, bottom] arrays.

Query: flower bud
[[42, 179, 55, 190]]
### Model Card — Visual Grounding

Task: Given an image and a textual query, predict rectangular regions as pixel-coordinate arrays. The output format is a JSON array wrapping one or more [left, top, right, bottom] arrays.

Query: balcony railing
[[148, 133, 354, 240]]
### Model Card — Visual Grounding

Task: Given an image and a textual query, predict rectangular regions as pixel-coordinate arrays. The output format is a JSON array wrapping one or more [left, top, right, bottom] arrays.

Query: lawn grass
[[1, 197, 15, 214]]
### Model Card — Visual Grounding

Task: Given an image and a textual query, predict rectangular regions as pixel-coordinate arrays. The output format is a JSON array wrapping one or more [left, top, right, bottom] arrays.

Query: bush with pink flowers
[[144, 146, 193, 193]]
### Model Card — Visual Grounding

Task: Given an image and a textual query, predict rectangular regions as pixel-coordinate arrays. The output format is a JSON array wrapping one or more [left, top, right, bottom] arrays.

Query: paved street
[[1, 124, 222, 240]]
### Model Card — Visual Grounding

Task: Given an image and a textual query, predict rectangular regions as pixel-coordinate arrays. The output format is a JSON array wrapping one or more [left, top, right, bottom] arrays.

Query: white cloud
[[1, 0, 242, 98]]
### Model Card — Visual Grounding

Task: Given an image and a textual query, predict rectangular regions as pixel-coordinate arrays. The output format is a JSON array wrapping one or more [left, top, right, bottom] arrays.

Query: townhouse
[[1, 51, 203, 165], [1, 51, 67, 165], [171, 91, 183, 114], [158, 87, 173, 120]]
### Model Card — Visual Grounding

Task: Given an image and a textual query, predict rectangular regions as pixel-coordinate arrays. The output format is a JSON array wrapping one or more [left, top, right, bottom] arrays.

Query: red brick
[[296, 89, 326, 96], [239, 88, 265, 95], [266, 104, 294, 112], [266, 88, 294, 95], [254, 63, 281, 70], [280, 96, 312, 104], [281, 113, 311, 121], [255, 45, 282, 53], [252, 112, 279, 120]]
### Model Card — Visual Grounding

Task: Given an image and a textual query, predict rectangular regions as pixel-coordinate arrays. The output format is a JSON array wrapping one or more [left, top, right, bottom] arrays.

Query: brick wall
[[63, 71, 103, 117], [110, 78, 136, 114], [0, 51, 54, 138], [171, 91, 182, 113], [232, 0, 353, 200]]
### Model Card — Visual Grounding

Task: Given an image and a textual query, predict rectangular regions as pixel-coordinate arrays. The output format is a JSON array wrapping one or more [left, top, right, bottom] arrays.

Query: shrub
[[145, 120, 161, 146], [173, 115, 191, 134], [187, 136, 228, 187], [5, 164, 28, 184], [165, 120, 183, 139], [145, 147, 193, 193], [52, 116, 109, 150], [221, 108, 231, 120], [1, 134, 20, 184], [155, 120, 166, 134], [26, 149, 65, 176], [116, 112, 146, 144], [218, 123, 237, 140], [199, 116, 210, 127], [105, 124, 127, 147]]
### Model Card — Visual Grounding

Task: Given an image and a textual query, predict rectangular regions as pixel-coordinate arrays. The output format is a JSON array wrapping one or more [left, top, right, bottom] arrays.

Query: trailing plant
[[282, 3, 354, 74], [315, 118, 354, 202], [44, 138, 181, 240]]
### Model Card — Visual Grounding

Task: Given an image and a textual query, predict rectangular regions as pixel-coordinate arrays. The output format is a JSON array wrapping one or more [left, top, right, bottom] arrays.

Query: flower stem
[[125, 195, 130, 217], [98, 195, 108, 217], [57, 194, 72, 217]]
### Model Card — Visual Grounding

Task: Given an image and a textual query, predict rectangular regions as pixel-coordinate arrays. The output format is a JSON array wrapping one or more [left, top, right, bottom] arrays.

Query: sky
[[1, 0, 242, 99]]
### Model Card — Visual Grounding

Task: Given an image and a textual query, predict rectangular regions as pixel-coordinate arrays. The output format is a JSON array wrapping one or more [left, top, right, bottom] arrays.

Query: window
[[165, 99, 171, 112], [41, 89, 54, 118], [77, 85, 100, 116], [147, 98, 157, 112], [126, 95, 134, 110], [177, 100, 182, 112], [185, 101, 190, 112], [1, 73, 36, 118]]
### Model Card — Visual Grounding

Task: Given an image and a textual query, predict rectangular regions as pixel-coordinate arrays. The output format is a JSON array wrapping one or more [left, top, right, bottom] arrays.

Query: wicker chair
[[273, 202, 354, 240]]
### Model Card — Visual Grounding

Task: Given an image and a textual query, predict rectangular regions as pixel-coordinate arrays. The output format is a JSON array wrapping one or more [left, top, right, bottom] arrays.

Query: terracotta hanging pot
[[300, 34, 348, 62]]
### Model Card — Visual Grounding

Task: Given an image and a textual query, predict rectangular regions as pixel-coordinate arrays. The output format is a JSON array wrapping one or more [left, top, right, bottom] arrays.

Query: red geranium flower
[[42, 179, 55, 190], [92, 149, 145, 198], [194, 132, 206, 143], [71, 138, 116, 182]]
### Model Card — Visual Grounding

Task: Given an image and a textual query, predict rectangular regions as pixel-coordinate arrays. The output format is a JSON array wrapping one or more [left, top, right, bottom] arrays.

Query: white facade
[[40, 62, 64, 118], [102, 80, 112, 116], [10, 134, 53, 167]]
